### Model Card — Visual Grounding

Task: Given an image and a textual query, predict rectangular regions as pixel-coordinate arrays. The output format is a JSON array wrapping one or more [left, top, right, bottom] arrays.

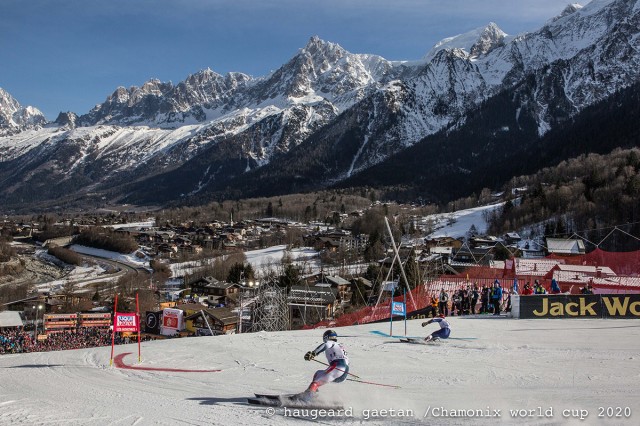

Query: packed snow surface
[[1, 317, 638, 425]]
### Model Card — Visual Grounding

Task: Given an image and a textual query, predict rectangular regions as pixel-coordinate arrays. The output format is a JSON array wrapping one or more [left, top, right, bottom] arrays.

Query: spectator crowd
[[0, 328, 152, 355], [422, 277, 596, 319], [425, 280, 507, 318]]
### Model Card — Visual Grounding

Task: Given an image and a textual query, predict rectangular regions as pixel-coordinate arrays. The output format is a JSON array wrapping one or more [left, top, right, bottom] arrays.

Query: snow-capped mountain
[[1, 0, 639, 211], [77, 69, 252, 127], [0, 88, 47, 136]]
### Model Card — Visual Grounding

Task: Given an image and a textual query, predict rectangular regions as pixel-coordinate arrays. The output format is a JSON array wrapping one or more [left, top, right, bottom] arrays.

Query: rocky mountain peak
[[0, 88, 21, 112], [553, 3, 584, 21], [54, 111, 78, 128], [470, 22, 507, 57], [0, 87, 47, 135], [298, 36, 348, 73]]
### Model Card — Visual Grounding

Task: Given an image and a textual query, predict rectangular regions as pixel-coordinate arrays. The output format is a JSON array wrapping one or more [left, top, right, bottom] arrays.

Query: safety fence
[[308, 248, 640, 329]]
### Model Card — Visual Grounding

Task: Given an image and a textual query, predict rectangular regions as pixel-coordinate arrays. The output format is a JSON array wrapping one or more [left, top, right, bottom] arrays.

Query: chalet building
[[177, 244, 203, 255], [504, 232, 522, 245], [545, 238, 586, 255], [189, 277, 240, 306], [175, 236, 192, 245], [288, 285, 337, 325], [157, 243, 178, 258], [515, 258, 563, 278], [451, 246, 494, 267], [184, 307, 238, 335], [57, 289, 94, 307], [424, 236, 463, 250], [200, 237, 216, 250], [519, 239, 546, 258], [314, 236, 341, 252], [469, 235, 503, 248], [545, 264, 616, 282], [1, 295, 54, 313], [349, 277, 373, 303], [316, 275, 352, 303], [307, 230, 368, 253]]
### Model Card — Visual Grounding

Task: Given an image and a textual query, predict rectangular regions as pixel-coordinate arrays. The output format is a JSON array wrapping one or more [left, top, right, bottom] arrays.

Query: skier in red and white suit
[[304, 330, 350, 393]]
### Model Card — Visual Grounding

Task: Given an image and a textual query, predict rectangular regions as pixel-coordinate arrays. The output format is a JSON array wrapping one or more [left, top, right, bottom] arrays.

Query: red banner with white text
[[114, 313, 139, 333]]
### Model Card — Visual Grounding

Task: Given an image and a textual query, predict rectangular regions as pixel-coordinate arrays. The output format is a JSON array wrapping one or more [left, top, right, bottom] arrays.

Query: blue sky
[[1, 0, 575, 119]]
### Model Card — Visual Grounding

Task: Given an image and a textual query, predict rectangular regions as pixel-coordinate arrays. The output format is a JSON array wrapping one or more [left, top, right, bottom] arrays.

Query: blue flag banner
[[391, 301, 406, 316]]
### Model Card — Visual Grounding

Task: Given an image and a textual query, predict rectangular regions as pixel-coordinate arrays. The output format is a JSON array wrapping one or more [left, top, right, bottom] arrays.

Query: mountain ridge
[[1, 0, 639, 212]]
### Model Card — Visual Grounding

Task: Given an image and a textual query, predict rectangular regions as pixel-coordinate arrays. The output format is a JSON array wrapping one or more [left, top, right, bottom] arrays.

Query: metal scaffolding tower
[[250, 281, 290, 332]]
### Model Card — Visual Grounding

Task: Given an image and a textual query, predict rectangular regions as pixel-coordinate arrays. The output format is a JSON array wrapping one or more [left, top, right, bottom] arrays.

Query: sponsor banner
[[79, 313, 111, 320], [519, 294, 640, 319], [145, 311, 161, 334], [391, 302, 406, 316], [369, 305, 435, 323], [114, 313, 139, 332], [601, 295, 640, 318], [44, 313, 78, 320], [44, 322, 77, 328], [161, 308, 184, 336], [44, 313, 78, 332], [79, 313, 111, 327]]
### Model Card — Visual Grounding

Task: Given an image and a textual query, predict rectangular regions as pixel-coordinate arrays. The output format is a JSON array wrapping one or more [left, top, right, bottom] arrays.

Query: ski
[[247, 397, 280, 407], [399, 338, 439, 345], [254, 393, 294, 400], [399, 338, 425, 344], [247, 394, 341, 409]]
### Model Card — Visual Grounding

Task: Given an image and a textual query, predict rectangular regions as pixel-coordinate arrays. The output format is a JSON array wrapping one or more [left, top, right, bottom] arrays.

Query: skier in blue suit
[[421, 314, 451, 342]]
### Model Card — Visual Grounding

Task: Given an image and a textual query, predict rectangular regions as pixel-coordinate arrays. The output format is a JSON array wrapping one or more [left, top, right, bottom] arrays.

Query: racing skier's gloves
[[421, 320, 432, 327], [304, 351, 315, 361]]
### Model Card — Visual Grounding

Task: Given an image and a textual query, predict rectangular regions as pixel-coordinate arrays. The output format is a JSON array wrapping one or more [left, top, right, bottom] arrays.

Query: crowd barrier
[[512, 294, 640, 319]]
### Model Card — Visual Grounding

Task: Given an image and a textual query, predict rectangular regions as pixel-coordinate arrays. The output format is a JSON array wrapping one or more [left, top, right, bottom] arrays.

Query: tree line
[[487, 148, 640, 250], [74, 228, 139, 254]]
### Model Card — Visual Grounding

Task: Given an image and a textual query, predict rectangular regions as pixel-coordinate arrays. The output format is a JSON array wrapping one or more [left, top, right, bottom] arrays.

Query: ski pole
[[312, 359, 361, 379], [346, 377, 401, 389]]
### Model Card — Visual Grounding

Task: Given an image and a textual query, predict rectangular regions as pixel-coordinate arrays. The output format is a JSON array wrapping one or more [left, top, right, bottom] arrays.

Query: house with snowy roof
[[545, 238, 586, 255]]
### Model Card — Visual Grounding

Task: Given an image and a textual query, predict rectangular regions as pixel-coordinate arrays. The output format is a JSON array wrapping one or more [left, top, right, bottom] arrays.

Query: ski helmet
[[438, 314, 445, 318], [323, 329, 338, 342]]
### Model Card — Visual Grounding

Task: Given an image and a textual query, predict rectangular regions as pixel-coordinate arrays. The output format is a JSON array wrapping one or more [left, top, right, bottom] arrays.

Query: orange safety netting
[[546, 248, 640, 276], [306, 248, 640, 329]]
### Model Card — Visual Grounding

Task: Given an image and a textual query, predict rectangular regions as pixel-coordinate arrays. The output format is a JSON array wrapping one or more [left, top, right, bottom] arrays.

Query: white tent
[[0, 311, 24, 328]]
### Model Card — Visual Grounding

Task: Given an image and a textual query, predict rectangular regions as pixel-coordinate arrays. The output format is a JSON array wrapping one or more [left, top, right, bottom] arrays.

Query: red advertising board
[[110, 293, 142, 366], [163, 314, 179, 329], [114, 313, 139, 332]]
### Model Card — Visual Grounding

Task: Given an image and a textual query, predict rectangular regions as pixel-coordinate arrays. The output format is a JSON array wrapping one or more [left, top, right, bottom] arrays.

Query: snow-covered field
[[1, 317, 638, 425], [245, 245, 320, 276], [423, 202, 503, 239], [69, 245, 150, 268]]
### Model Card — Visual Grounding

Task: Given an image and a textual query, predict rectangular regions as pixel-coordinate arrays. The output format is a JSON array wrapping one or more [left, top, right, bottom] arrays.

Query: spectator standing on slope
[[438, 289, 449, 316], [481, 286, 490, 313], [534, 280, 547, 294], [491, 280, 503, 316], [522, 282, 534, 295], [470, 284, 479, 314]]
